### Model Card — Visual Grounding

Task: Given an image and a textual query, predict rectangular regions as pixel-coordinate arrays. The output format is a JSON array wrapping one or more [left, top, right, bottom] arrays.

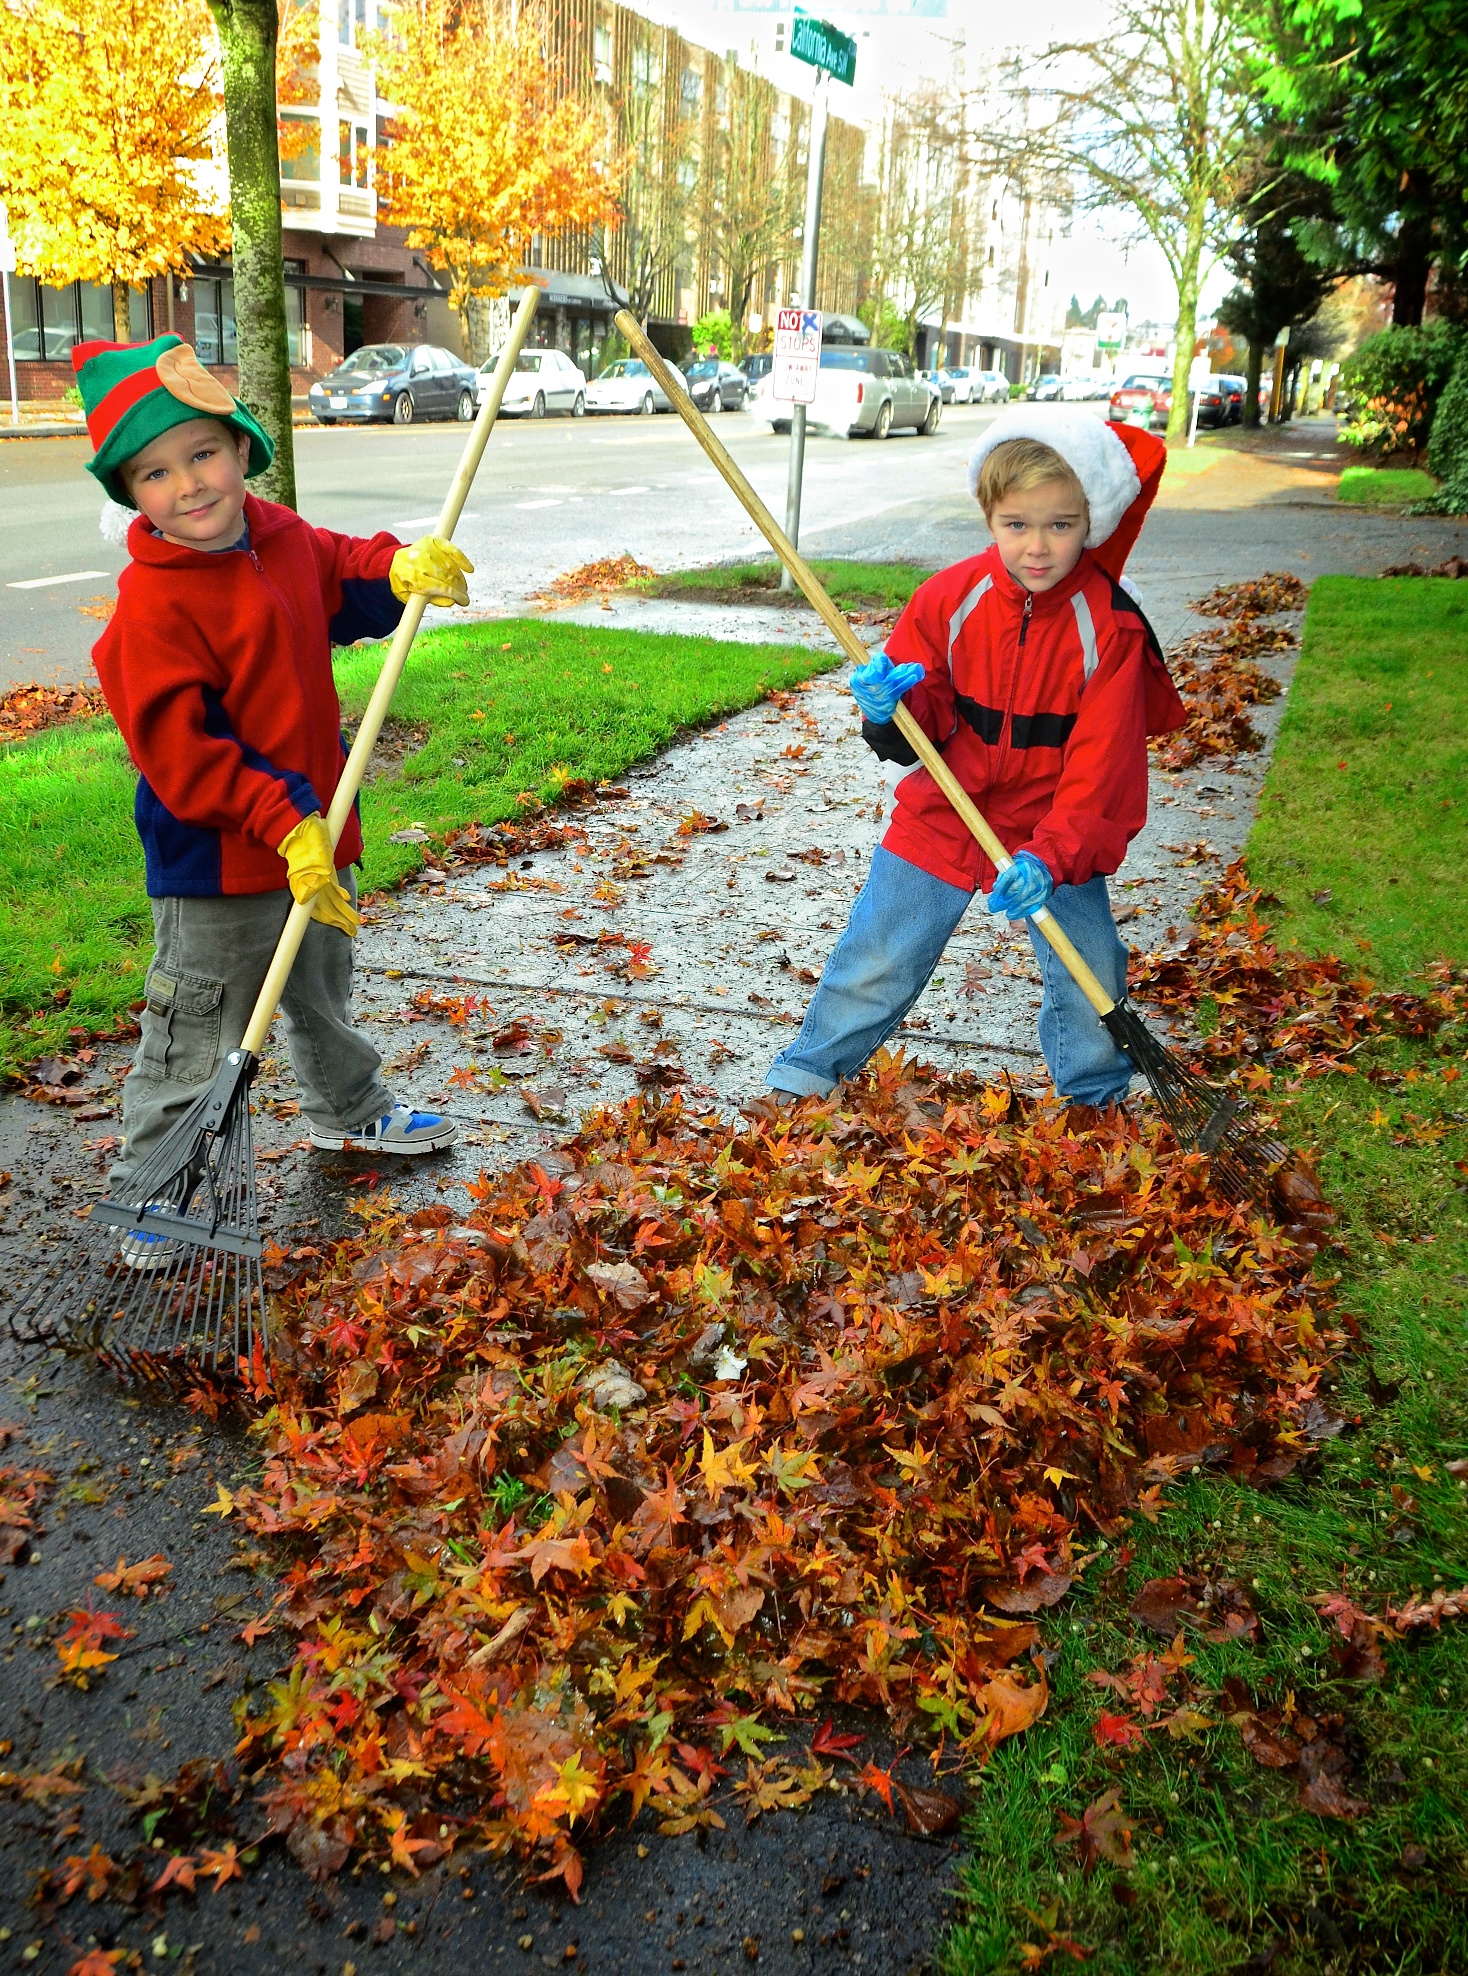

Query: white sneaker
[[117, 1204, 180, 1272], [309, 1103, 458, 1156]]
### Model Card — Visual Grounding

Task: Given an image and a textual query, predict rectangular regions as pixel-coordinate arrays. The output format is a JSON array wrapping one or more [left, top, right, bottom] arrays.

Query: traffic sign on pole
[[791, 11, 857, 86], [773, 307, 822, 405]]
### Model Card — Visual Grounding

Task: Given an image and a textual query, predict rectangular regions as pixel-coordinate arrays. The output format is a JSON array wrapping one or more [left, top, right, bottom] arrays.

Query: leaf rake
[[7, 286, 543, 1389], [612, 307, 1288, 1204]]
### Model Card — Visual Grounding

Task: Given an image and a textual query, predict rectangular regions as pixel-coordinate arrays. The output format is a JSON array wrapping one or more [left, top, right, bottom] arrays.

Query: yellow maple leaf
[[699, 1429, 758, 1498], [200, 1484, 235, 1518]]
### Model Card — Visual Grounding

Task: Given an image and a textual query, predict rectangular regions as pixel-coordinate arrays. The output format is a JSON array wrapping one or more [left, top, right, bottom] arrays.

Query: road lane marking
[[516, 498, 563, 509], [800, 496, 925, 535], [390, 516, 443, 529], [7, 570, 110, 590], [612, 486, 651, 496]]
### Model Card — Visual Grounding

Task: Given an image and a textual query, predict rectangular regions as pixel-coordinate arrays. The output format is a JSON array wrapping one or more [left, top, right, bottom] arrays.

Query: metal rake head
[[7, 1050, 268, 1389], [1102, 1001, 1289, 1205]]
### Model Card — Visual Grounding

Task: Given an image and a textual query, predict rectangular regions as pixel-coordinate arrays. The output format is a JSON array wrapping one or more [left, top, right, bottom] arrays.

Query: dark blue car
[[307, 343, 478, 426]]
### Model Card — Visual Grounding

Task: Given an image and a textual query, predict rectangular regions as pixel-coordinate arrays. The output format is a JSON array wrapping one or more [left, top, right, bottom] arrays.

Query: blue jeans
[[767, 845, 1132, 1106]]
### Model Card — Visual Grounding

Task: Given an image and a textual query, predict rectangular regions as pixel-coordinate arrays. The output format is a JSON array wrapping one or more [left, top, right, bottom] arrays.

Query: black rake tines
[[1101, 1001, 1288, 1203], [7, 1049, 267, 1386]]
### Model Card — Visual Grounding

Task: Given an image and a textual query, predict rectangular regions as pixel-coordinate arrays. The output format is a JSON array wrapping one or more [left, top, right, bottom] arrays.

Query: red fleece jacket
[[870, 547, 1185, 894], [93, 494, 404, 897]]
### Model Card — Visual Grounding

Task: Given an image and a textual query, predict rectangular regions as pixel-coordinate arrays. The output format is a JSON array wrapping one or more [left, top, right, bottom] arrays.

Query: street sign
[[773, 307, 822, 403], [1095, 310, 1127, 352], [1188, 354, 1213, 392], [791, 11, 857, 85]]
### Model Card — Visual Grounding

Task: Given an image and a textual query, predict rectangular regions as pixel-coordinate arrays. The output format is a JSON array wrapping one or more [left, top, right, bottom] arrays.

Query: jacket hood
[[967, 411, 1166, 578]]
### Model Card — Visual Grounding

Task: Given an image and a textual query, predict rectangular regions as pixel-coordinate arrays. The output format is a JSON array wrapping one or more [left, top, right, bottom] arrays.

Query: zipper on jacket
[[992, 588, 1032, 795]]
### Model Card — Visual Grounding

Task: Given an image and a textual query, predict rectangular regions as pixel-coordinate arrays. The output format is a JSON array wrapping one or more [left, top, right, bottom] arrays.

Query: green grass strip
[[0, 616, 837, 1078], [645, 557, 934, 611], [1335, 464, 1440, 506], [945, 576, 1468, 1973], [1248, 576, 1467, 979]]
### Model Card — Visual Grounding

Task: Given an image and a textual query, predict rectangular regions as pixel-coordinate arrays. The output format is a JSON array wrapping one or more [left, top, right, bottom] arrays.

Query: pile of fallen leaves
[[221, 1056, 1346, 1893], [1134, 861, 1467, 1078], [531, 555, 657, 608], [1381, 556, 1468, 580], [1189, 572, 1309, 619], [1151, 585, 1298, 773], [0, 680, 108, 746]]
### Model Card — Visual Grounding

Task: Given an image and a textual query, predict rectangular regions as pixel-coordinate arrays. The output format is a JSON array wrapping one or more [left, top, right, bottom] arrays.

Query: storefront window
[[6, 277, 128, 359], [193, 276, 237, 365]]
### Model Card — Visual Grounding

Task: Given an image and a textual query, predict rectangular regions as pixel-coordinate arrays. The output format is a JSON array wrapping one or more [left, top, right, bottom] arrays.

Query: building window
[[632, 42, 658, 91], [338, 0, 367, 46], [339, 120, 369, 187], [280, 115, 321, 181], [193, 275, 237, 366], [6, 277, 124, 360], [194, 266, 306, 367], [680, 66, 700, 111], [594, 19, 612, 78]]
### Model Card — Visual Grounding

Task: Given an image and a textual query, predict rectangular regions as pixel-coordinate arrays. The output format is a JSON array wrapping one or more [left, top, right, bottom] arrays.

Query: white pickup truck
[[747, 346, 942, 439]]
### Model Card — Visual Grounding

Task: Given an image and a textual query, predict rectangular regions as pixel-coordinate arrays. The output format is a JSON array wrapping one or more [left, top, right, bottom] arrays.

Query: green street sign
[[791, 10, 857, 85]]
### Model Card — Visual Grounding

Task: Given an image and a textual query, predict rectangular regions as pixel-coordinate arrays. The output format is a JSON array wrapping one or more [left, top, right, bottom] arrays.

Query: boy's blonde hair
[[976, 437, 1088, 522]]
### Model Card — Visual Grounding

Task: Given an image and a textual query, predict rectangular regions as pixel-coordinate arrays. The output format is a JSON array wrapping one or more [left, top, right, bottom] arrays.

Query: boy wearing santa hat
[[767, 409, 1184, 1109]]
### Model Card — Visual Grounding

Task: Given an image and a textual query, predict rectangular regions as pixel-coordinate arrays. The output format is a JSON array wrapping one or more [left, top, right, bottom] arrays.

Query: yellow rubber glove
[[390, 534, 473, 609], [277, 813, 361, 938]]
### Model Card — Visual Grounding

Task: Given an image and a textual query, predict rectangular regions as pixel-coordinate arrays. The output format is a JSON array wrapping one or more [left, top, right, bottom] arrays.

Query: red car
[[1108, 370, 1172, 429]]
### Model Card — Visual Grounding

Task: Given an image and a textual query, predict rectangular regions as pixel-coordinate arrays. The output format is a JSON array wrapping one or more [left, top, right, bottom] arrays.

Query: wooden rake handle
[[611, 308, 1117, 1022], [239, 285, 542, 1056]]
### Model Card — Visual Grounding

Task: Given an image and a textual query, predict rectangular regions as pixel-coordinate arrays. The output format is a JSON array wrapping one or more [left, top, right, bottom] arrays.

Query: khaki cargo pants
[[112, 878, 391, 1192]]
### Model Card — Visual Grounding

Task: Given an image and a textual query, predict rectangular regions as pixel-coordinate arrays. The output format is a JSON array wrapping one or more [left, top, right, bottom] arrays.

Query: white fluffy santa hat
[[967, 408, 1164, 562]]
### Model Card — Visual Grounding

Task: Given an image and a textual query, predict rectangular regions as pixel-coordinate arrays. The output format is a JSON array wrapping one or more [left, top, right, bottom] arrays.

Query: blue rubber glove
[[849, 649, 927, 725], [987, 851, 1054, 920]]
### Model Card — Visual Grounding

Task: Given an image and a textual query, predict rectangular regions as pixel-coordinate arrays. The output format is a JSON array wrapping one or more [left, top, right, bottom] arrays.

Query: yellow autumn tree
[[372, 0, 624, 355], [0, 0, 229, 340]]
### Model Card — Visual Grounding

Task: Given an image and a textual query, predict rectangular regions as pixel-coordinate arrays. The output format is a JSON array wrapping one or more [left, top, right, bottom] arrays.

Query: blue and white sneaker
[[309, 1103, 458, 1156], [117, 1203, 180, 1272]]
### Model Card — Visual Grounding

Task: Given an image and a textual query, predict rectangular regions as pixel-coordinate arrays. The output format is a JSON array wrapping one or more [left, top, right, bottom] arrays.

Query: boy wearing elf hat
[[74, 334, 470, 1248], [767, 409, 1185, 1110]]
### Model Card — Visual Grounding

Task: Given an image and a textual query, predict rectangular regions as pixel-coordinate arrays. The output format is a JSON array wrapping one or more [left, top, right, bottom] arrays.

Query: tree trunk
[[112, 282, 131, 341], [1166, 248, 1202, 444], [209, 0, 296, 509], [1390, 207, 1434, 327], [1242, 336, 1265, 429]]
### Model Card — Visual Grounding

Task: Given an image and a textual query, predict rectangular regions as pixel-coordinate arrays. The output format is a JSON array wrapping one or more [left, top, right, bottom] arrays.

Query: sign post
[[0, 202, 19, 430], [777, 14, 855, 592], [1186, 352, 1211, 449]]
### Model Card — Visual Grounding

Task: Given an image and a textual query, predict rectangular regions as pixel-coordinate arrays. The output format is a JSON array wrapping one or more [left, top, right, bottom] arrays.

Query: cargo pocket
[[138, 967, 225, 1084]]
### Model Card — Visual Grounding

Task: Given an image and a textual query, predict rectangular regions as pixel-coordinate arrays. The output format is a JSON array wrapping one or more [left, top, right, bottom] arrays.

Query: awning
[[524, 268, 630, 313]]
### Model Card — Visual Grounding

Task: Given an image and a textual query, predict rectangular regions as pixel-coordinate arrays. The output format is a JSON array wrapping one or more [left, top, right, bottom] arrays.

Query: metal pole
[[779, 72, 829, 595], [1, 269, 18, 429]]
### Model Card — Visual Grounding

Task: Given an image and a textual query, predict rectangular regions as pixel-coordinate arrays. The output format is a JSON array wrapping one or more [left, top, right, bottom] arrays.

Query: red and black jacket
[[867, 546, 1186, 894], [94, 494, 404, 897]]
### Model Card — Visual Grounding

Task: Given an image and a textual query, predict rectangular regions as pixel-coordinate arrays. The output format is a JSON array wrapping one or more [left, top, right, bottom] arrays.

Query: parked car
[[308, 343, 478, 425], [1059, 372, 1101, 402], [747, 346, 942, 438], [1025, 373, 1064, 402], [679, 358, 749, 412], [973, 368, 1012, 403], [1198, 372, 1246, 425], [922, 368, 956, 403], [477, 347, 586, 418], [1107, 369, 1173, 428], [740, 351, 773, 385], [584, 357, 671, 416]]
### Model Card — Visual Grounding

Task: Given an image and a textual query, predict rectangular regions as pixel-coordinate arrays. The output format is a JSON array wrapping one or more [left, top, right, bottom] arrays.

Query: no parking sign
[[772, 308, 822, 404]]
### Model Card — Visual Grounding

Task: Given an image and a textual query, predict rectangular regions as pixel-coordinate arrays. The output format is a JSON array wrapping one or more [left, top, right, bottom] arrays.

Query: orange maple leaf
[[94, 1552, 172, 1598], [152, 1852, 197, 1893], [197, 1842, 244, 1889]]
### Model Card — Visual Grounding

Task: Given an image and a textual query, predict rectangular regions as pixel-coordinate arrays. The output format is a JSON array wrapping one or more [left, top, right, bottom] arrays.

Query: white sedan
[[476, 347, 586, 418], [584, 358, 672, 416]]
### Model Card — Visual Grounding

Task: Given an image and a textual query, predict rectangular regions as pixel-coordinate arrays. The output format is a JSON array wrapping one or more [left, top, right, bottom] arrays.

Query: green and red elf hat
[[72, 333, 274, 506]]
